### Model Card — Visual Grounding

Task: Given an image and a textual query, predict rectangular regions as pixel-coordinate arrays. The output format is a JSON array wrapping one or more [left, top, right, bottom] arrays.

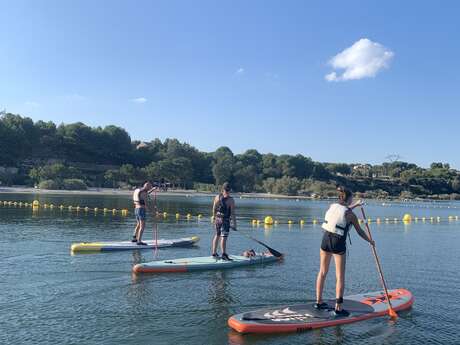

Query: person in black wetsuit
[[211, 182, 237, 261], [315, 187, 375, 316]]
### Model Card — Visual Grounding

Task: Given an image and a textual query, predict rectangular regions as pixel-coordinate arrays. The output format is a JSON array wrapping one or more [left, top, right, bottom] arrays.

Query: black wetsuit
[[214, 194, 231, 237]]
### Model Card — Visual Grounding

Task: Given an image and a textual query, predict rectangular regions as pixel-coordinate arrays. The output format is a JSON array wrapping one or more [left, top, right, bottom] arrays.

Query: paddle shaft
[[152, 190, 159, 257], [230, 227, 283, 257], [360, 207, 396, 313]]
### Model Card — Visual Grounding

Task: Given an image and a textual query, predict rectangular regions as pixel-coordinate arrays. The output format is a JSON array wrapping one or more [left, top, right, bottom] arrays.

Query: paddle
[[151, 188, 159, 258], [360, 206, 398, 320], [230, 227, 283, 258]]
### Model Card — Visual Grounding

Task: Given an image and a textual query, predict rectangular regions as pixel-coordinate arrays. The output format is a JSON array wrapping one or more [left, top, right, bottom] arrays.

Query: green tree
[[104, 169, 121, 188], [212, 147, 234, 186]]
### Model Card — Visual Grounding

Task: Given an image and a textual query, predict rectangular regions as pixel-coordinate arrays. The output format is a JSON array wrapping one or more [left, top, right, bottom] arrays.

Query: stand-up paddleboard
[[71, 236, 199, 253], [133, 253, 281, 273], [228, 288, 413, 334]]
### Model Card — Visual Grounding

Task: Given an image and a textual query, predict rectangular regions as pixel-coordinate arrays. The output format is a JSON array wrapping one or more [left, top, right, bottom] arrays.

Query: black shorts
[[215, 217, 230, 238], [321, 231, 346, 255]]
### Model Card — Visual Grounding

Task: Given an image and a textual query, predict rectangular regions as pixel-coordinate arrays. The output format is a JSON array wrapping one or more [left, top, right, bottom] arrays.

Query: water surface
[[1, 193, 459, 344]]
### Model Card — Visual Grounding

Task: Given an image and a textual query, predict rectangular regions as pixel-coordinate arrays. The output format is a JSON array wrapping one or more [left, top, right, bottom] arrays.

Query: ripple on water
[[2, 195, 460, 345]]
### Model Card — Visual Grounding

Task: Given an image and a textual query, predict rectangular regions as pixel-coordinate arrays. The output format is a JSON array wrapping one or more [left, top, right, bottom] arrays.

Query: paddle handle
[[360, 207, 396, 313]]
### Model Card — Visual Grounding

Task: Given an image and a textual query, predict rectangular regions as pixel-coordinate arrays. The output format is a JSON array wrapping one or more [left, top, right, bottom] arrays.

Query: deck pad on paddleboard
[[229, 289, 413, 333], [71, 236, 199, 253], [133, 253, 280, 273]]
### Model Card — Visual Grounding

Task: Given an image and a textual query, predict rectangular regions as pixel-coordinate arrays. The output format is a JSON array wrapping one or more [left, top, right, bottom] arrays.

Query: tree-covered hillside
[[1, 112, 459, 199]]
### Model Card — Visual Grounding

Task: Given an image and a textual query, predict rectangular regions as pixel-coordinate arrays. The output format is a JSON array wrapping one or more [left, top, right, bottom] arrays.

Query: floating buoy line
[[1, 200, 459, 227]]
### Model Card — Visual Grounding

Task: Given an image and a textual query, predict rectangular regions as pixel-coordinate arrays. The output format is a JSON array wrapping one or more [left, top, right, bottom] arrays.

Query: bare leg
[[137, 220, 145, 242], [211, 234, 219, 255], [221, 236, 228, 254], [333, 253, 346, 311], [133, 222, 140, 238], [316, 249, 332, 304]]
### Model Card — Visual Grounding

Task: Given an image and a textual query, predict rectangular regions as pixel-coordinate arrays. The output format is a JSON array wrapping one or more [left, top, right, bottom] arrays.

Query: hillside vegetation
[[1, 112, 459, 199]]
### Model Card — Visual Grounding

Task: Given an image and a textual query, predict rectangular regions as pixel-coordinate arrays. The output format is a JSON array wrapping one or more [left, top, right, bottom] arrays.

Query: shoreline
[[0, 186, 316, 200], [0, 186, 456, 203]]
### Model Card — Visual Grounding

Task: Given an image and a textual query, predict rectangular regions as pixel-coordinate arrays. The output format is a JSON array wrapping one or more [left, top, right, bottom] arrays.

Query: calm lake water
[[1, 193, 459, 345]]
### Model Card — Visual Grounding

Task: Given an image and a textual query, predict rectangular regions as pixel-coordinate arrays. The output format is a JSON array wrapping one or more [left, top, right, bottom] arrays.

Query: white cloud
[[236, 67, 245, 75], [24, 101, 40, 108], [131, 97, 147, 104], [325, 38, 394, 82], [65, 93, 86, 102]]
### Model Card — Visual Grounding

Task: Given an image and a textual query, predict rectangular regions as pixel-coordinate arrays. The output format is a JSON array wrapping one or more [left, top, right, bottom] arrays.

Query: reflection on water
[[1, 194, 460, 345]]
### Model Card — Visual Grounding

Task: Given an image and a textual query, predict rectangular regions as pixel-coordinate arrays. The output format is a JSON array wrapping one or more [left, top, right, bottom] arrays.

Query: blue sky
[[1, 0, 459, 168]]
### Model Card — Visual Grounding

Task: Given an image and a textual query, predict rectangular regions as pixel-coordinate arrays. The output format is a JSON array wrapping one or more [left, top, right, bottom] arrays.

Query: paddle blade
[[388, 307, 398, 320], [265, 245, 283, 258], [231, 227, 283, 258]]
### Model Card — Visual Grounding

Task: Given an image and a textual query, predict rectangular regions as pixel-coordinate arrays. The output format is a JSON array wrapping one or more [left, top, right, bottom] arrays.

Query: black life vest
[[215, 194, 231, 220]]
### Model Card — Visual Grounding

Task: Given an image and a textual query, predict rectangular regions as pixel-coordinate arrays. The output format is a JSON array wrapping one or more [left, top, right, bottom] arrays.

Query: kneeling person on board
[[212, 182, 236, 261], [132, 181, 157, 245], [315, 186, 374, 317], [242, 249, 256, 257]]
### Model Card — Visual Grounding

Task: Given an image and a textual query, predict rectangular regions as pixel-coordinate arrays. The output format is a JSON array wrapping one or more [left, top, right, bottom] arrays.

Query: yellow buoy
[[251, 219, 257, 225], [84, 207, 89, 212], [264, 216, 274, 225], [176, 213, 180, 219], [59, 205, 64, 210], [186, 213, 192, 220], [32, 200, 40, 207], [312, 219, 318, 225], [274, 220, 279, 225], [68, 206, 73, 211], [402, 214, 412, 223], [197, 214, 202, 219], [300, 219, 305, 225], [103, 208, 108, 213], [76, 206, 81, 212], [437, 216, 441, 222], [163, 212, 168, 218], [49, 204, 54, 209], [288, 220, 293, 225]]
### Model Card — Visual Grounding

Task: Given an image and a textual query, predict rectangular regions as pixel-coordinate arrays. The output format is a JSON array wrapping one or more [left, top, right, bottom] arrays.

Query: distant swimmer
[[315, 186, 374, 317], [132, 181, 157, 245], [212, 182, 236, 261]]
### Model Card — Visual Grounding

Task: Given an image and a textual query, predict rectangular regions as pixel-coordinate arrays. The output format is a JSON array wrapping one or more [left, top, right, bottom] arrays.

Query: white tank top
[[321, 203, 349, 236], [133, 188, 143, 204]]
